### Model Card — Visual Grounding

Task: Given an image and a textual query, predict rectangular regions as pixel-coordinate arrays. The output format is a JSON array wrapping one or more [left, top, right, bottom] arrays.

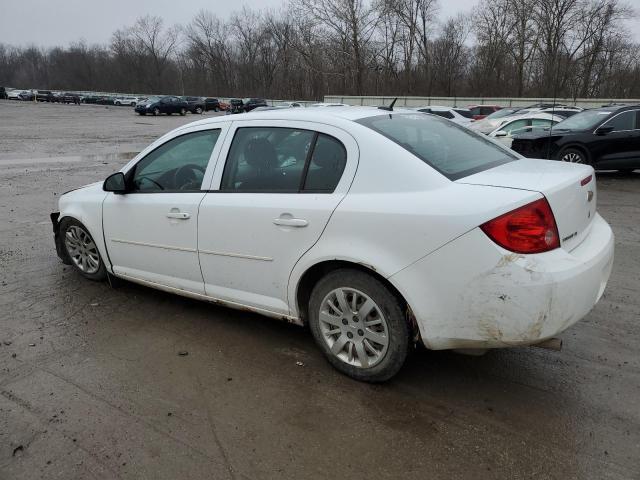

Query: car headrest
[[244, 137, 277, 170], [312, 138, 345, 168]]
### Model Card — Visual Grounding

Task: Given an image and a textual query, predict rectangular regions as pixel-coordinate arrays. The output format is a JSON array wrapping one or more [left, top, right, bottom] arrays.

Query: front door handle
[[273, 217, 308, 227], [167, 211, 190, 220]]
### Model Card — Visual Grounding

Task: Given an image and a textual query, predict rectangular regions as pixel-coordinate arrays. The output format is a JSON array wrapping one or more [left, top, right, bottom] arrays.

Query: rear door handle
[[167, 211, 190, 220], [273, 217, 308, 227]]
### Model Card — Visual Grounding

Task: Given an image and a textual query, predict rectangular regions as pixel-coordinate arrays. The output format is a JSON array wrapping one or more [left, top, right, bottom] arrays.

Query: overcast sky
[[0, 0, 638, 47]]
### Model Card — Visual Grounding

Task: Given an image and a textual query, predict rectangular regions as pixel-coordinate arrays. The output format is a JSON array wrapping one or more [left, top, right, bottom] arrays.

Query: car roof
[[184, 106, 419, 129]]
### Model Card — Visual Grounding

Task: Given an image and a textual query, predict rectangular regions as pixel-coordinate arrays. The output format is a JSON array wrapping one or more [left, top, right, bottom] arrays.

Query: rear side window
[[357, 113, 517, 180], [603, 110, 636, 131], [221, 127, 347, 193], [454, 108, 473, 119], [433, 110, 454, 119]]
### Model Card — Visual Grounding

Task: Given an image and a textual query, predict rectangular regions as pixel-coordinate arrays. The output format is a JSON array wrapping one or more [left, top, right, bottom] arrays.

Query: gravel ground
[[0, 100, 639, 480]]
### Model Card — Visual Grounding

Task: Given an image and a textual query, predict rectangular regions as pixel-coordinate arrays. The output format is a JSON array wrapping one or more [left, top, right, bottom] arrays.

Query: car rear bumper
[[390, 213, 614, 350]]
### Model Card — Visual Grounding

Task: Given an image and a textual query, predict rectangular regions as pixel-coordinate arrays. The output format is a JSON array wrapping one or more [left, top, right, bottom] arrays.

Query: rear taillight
[[480, 198, 560, 254]]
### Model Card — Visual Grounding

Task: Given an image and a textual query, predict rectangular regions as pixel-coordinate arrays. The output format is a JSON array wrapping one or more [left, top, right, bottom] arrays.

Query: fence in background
[[323, 95, 640, 109]]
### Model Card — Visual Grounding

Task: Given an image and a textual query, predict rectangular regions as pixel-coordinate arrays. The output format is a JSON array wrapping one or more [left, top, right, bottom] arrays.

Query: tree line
[[0, 0, 637, 100]]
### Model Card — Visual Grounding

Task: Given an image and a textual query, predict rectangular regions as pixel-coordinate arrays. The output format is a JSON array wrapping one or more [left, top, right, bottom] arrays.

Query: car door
[[592, 110, 637, 168], [102, 124, 229, 294], [198, 120, 358, 315]]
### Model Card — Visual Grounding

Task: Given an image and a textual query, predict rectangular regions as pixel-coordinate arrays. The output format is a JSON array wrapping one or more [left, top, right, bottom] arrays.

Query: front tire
[[195, 107, 203, 114], [60, 218, 106, 281], [308, 269, 409, 382]]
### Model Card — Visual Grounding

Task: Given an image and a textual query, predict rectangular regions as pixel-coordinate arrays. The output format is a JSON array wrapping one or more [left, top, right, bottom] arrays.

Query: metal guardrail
[[323, 95, 640, 109]]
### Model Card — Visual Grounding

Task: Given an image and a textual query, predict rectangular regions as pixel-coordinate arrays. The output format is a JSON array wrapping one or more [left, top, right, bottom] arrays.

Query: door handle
[[167, 211, 190, 220], [273, 217, 308, 227]]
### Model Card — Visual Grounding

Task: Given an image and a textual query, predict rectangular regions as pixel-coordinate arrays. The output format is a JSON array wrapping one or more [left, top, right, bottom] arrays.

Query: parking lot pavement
[[1, 100, 639, 480]]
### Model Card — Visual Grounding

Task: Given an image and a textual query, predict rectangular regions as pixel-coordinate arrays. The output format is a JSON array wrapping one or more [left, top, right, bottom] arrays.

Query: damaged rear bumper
[[390, 213, 614, 350]]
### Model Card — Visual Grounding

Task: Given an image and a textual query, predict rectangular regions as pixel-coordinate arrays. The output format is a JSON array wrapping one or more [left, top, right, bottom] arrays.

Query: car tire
[[131, 102, 136, 107], [195, 107, 203, 114], [59, 217, 107, 281], [214, 107, 219, 112], [115, 101, 121, 106], [180, 108, 187, 116], [559, 147, 588, 164], [153, 108, 160, 116], [308, 269, 410, 382], [138, 112, 145, 116]]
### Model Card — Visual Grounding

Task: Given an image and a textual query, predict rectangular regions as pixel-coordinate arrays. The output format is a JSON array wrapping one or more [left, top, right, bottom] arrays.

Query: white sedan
[[413, 105, 474, 126], [51, 107, 614, 382], [488, 112, 564, 147]]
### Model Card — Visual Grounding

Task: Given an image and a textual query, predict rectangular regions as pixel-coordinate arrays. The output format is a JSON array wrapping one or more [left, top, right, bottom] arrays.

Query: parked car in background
[[243, 98, 268, 112], [228, 98, 245, 114], [488, 113, 563, 148], [204, 98, 221, 112], [512, 105, 640, 172], [470, 108, 524, 134], [134, 96, 189, 116], [0, 87, 7, 99], [182, 96, 206, 114], [18, 90, 35, 101], [36, 90, 55, 102], [51, 107, 614, 382], [276, 101, 303, 108], [81, 95, 100, 104], [59, 92, 82, 104], [467, 104, 502, 120], [95, 96, 116, 105], [7, 89, 24, 100], [310, 103, 350, 107], [114, 96, 139, 106], [414, 106, 474, 126]]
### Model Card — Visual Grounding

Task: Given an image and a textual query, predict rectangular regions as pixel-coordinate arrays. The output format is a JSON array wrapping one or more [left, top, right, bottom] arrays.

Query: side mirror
[[494, 130, 508, 137], [596, 125, 614, 135], [103, 172, 127, 194]]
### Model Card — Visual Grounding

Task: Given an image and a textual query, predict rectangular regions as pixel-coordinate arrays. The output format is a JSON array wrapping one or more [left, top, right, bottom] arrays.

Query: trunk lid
[[457, 158, 597, 252]]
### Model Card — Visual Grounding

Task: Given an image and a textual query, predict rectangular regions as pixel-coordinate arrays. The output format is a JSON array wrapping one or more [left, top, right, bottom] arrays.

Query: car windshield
[[554, 109, 613, 131], [357, 113, 517, 180]]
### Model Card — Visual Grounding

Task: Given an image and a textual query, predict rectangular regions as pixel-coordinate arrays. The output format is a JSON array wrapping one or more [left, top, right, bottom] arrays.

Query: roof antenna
[[378, 98, 397, 111]]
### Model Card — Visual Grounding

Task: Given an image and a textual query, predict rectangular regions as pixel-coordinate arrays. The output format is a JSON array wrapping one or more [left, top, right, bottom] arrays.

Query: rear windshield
[[357, 113, 517, 180]]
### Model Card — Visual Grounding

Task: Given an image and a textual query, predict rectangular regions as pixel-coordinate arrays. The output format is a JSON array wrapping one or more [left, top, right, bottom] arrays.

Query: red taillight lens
[[480, 198, 560, 254]]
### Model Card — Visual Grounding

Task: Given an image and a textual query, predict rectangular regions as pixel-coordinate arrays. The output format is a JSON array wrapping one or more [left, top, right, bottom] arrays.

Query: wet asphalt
[[0, 101, 639, 479]]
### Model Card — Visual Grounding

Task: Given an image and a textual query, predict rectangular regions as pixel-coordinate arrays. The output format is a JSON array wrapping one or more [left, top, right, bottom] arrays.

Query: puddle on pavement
[[0, 152, 138, 166]]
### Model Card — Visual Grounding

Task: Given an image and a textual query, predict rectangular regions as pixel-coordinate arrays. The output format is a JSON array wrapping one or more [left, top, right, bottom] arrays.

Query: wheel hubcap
[[562, 152, 583, 163], [64, 226, 100, 274], [319, 287, 389, 369]]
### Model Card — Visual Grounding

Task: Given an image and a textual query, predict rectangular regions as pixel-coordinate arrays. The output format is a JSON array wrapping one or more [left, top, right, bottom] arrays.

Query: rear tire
[[59, 218, 106, 281], [308, 269, 409, 382], [195, 107, 203, 114], [559, 147, 588, 164], [180, 108, 187, 116], [153, 108, 160, 116]]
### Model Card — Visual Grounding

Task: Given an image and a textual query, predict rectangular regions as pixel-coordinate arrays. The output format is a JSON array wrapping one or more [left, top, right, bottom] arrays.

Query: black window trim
[[217, 126, 347, 194], [125, 128, 222, 194]]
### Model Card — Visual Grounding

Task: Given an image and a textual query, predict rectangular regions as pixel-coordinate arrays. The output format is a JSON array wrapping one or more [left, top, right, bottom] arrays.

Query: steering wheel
[[174, 164, 206, 190], [135, 176, 164, 190]]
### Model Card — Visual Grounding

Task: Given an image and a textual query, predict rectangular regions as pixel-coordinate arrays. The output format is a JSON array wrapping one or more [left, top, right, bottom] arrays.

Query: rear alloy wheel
[[60, 218, 106, 281], [153, 107, 160, 116], [309, 269, 409, 382], [560, 147, 587, 164], [195, 107, 203, 114], [180, 108, 187, 116]]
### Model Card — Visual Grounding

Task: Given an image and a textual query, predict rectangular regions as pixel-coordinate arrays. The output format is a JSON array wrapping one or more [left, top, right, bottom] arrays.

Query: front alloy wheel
[[60, 218, 106, 281]]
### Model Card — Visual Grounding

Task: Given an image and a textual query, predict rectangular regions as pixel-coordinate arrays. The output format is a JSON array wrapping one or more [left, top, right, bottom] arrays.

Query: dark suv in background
[[182, 96, 206, 114], [243, 98, 268, 112], [511, 104, 640, 172], [204, 98, 221, 112]]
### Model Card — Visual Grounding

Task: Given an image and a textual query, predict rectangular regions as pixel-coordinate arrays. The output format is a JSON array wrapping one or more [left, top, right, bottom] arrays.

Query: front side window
[[603, 110, 636, 131], [131, 130, 220, 192], [357, 113, 517, 180], [221, 127, 347, 193], [501, 119, 530, 134]]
